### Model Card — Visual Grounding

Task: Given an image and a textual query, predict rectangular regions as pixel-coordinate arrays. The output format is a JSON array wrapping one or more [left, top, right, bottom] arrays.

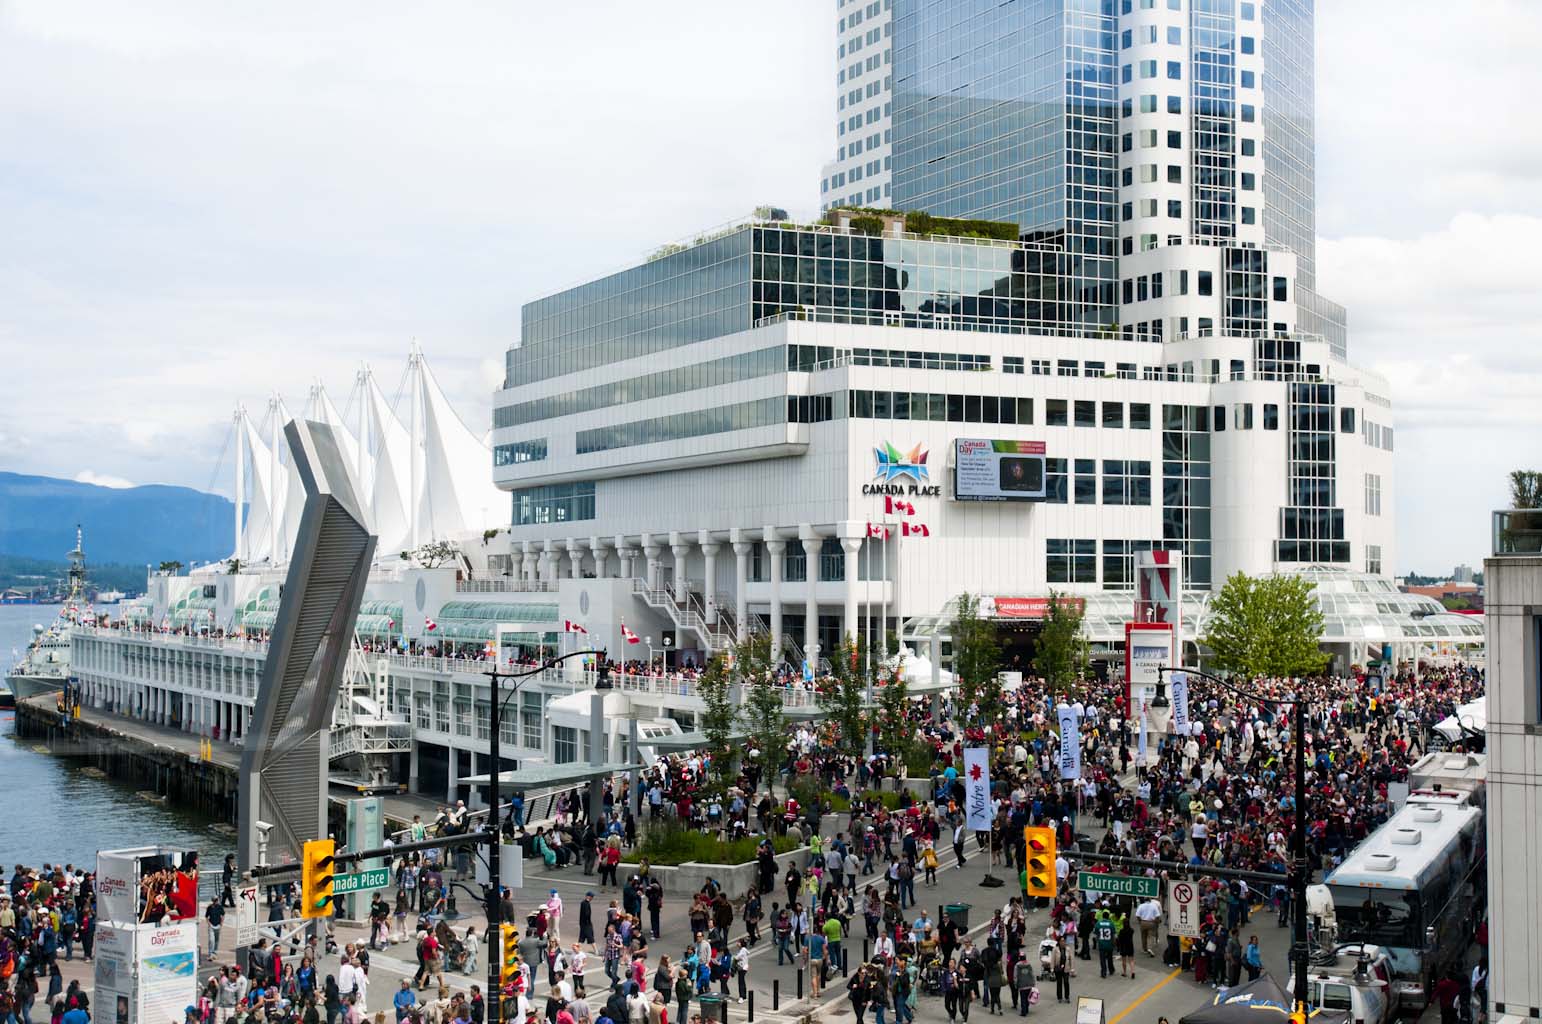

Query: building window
[[1102, 402, 1124, 428], [1075, 401, 1096, 427], [1047, 400, 1068, 426], [1130, 402, 1151, 429], [1263, 403, 1279, 430], [1004, 356, 1024, 375], [1074, 459, 1096, 504], [1366, 544, 1382, 577], [553, 726, 578, 764], [1341, 408, 1357, 434], [1102, 460, 1152, 506], [511, 481, 596, 526], [1365, 473, 1382, 517], [1198, 271, 1213, 296], [1045, 459, 1068, 503], [494, 438, 548, 466], [1047, 539, 1096, 583]]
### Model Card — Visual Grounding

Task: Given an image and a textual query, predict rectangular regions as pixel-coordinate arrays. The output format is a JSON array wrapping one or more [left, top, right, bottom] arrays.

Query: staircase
[[329, 644, 413, 764], [629, 578, 734, 652]]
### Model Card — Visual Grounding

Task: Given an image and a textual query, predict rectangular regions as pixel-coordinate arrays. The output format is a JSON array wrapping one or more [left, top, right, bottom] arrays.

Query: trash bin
[[1075, 832, 1096, 854], [944, 902, 972, 930], [698, 994, 728, 1023]]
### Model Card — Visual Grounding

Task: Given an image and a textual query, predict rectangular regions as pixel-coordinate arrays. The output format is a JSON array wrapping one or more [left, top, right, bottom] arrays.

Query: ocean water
[[1, 602, 230, 868]]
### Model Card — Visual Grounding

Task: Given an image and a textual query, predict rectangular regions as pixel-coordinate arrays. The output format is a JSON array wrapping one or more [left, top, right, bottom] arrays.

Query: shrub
[[622, 821, 801, 866], [848, 215, 885, 236]]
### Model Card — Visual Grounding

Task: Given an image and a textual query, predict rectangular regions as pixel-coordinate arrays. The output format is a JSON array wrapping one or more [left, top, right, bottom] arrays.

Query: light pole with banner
[[1159, 665, 1311, 1024]]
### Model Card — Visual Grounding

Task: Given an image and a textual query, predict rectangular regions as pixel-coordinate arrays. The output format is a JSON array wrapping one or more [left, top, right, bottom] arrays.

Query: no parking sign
[[1168, 881, 1199, 938]]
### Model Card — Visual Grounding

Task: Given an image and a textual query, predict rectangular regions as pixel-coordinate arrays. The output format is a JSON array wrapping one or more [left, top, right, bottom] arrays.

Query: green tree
[[735, 632, 787, 792], [874, 647, 915, 762], [1202, 571, 1329, 678], [1033, 591, 1089, 702], [951, 593, 1003, 724], [698, 653, 737, 789], [819, 634, 870, 757], [157, 560, 183, 575]]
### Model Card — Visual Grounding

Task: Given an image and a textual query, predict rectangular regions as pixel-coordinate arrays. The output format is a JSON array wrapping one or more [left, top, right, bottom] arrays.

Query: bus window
[[1330, 885, 1423, 947]]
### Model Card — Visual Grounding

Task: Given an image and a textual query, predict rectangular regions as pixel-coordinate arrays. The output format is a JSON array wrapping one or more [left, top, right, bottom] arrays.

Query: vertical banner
[[1136, 699, 1148, 764], [137, 922, 198, 1024], [1171, 672, 1190, 735], [96, 853, 139, 926], [93, 924, 134, 1024], [962, 746, 992, 830], [1057, 706, 1082, 780]]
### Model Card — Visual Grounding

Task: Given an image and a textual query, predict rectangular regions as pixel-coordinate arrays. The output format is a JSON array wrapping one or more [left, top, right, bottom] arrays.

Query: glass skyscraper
[[889, 0, 1119, 329]]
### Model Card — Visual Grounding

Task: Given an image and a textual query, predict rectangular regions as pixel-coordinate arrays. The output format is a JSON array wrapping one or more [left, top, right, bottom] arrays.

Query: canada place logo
[[874, 441, 929, 482]]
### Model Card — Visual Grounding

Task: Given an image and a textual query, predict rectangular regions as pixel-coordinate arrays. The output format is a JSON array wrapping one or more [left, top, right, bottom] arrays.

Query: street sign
[[331, 868, 392, 895], [234, 885, 259, 946], [1077, 871, 1159, 899], [1168, 881, 1199, 938]]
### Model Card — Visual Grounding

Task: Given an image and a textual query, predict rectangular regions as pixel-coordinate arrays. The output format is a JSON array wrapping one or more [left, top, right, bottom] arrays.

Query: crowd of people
[[0, 864, 97, 1024]]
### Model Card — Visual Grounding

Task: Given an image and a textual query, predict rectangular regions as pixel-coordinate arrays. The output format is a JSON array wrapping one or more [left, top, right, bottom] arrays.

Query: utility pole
[[484, 648, 600, 1024]]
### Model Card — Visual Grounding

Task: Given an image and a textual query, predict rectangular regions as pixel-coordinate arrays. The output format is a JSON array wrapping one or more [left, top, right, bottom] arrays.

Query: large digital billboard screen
[[954, 438, 1047, 501]]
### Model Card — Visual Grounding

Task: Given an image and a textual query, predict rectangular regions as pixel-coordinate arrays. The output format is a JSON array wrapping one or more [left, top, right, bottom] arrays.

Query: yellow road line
[[1108, 967, 1183, 1024]]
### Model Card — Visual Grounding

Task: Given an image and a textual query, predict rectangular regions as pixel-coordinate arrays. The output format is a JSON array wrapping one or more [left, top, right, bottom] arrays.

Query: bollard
[[864, 938, 870, 963], [797, 968, 804, 1001], [748, 991, 755, 1023], [842, 947, 849, 977], [773, 980, 779, 1011]]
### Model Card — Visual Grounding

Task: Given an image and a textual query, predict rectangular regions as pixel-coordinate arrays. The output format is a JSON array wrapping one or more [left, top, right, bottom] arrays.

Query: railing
[[456, 579, 559, 594], [385, 652, 498, 678], [74, 624, 270, 655]]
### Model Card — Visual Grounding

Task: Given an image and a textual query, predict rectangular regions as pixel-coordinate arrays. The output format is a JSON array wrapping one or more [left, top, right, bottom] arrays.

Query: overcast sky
[[1, 1, 1537, 574]]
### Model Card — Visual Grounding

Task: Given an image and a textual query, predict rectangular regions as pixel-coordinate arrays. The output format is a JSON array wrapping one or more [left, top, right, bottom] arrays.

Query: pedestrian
[[1435, 972, 1462, 1024], [673, 967, 692, 1024], [1243, 937, 1262, 982], [206, 899, 226, 959], [580, 893, 597, 952], [1134, 898, 1161, 956], [733, 940, 750, 1003], [1116, 918, 1136, 979], [1051, 938, 1071, 1004], [847, 964, 870, 1024], [464, 926, 480, 976], [1013, 956, 1037, 1016], [1094, 913, 1115, 979]]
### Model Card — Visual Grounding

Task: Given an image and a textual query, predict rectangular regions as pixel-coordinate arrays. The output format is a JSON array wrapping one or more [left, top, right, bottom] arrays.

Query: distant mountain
[[0, 471, 233, 566]]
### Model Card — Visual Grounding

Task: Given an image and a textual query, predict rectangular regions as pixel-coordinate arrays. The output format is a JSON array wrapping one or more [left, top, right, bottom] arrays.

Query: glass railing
[[1493, 509, 1542, 555]]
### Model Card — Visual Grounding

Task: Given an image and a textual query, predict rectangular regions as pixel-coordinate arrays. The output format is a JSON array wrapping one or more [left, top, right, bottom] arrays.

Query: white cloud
[[74, 470, 136, 489]]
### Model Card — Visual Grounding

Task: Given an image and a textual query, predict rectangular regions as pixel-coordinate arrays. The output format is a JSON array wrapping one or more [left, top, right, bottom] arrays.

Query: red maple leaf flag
[[902, 522, 930, 537], [424, 617, 438, 631], [564, 620, 588, 634], [866, 523, 889, 539], [884, 496, 915, 516], [621, 623, 641, 644]]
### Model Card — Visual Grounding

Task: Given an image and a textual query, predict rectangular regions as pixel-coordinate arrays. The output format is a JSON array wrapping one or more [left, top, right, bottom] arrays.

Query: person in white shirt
[[1134, 898, 1163, 956], [339, 956, 368, 1009]]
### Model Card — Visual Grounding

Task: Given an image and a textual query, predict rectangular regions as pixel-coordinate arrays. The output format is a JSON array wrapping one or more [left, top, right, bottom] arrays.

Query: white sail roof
[[414, 354, 504, 543], [364, 369, 413, 557], [237, 409, 279, 564]]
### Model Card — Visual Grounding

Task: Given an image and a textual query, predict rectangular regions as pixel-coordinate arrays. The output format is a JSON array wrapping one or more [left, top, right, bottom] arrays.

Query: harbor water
[[1, 602, 230, 868]]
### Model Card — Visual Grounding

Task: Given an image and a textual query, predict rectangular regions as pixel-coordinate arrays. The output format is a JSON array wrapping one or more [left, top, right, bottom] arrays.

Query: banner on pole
[[962, 746, 992, 830], [1136, 700, 1148, 764], [1171, 671, 1190, 735], [1057, 706, 1081, 780]]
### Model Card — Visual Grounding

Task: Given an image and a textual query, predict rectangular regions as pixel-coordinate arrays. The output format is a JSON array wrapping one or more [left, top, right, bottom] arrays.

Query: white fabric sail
[[236, 410, 278, 564], [364, 370, 413, 557], [310, 384, 369, 530], [414, 354, 504, 544]]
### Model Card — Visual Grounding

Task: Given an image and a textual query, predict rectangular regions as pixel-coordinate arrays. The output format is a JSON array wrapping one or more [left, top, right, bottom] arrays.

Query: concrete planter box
[[628, 845, 808, 900]]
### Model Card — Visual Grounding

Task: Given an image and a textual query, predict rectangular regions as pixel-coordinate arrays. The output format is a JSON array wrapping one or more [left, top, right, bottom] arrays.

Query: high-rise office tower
[[819, 0, 1348, 355]]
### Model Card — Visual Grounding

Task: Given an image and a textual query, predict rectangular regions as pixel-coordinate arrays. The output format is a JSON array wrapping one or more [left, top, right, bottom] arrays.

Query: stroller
[[436, 922, 469, 973], [1037, 938, 1058, 980], [918, 954, 947, 996]]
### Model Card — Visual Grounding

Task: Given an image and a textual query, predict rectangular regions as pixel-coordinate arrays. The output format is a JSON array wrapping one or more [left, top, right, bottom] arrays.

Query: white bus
[[1313, 791, 1483, 1012], [1430, 696, 1484, 751]]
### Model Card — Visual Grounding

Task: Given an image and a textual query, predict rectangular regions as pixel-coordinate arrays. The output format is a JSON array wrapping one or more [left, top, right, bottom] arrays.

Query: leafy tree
[[874, 647, 916, 762], [819, 634, 870, 758], [409, 540, 462, 569], [1034, 591, 1089, 702], [951, 593, 1003, 725], [1202, 571, 1329, 678], [735, 632, 787, 793], [698, 652, 736, 789], [157, 560, 183, 575]]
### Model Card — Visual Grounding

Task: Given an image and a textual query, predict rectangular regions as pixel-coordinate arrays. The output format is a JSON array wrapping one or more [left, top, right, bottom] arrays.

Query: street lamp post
[[1160, 666, 1311, 1021], [484, 648, 600, 1024]]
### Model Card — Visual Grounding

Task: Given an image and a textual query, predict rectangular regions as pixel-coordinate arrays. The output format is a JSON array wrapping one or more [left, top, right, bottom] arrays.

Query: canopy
[[1180, 975, 1349, 1024], [459, 762, 642, 788]]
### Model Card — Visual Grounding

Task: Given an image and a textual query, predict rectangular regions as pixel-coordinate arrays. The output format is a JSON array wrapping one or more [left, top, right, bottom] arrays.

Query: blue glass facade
[[889, 0, 1118, 328]]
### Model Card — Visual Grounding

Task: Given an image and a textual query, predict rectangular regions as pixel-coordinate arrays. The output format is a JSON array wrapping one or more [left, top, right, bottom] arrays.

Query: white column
[[699, 533, 721, 624], [841, 535, 863, 646], [670, 532, 692, 605], [732, 536, 752, 643], [543, 540, 560, 582], [765, 528, 785, 664], [641, 533, 662, 593], [447, 747, 459, 803], [590, 537, 610, 579], [801, 534, 822, 662], [615, 535, 632, 579], [521, 542, 537, 582], [469, 752, 482, 809], [567, 540, 584, 580]]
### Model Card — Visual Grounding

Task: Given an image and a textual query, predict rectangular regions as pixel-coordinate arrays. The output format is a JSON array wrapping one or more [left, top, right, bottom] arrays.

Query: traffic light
[[500, 924, 520, 990], [1024, 825, 1057, 899], [300, 839, 336, 919]]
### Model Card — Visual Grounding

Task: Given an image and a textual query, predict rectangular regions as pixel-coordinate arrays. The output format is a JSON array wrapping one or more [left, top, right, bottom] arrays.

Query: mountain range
[[0, 471, 234, 566]]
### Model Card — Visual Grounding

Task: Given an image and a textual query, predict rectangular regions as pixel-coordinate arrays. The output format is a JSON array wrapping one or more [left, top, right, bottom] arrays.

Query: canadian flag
[[621, 623, 641, 645], [866, 523, 890, 539], [564, 620, 588, 634], [483, 642, 496, 661], [884, 496, 915, 516], [425, 618, 438, 632], [902, 522, 930, 537]]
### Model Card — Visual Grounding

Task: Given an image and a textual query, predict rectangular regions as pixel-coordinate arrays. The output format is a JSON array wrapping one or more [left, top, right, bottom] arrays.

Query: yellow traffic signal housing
[[301, 839, 336, 919], [1024, 825, 1057, 899], [500, 924, 521, 989]]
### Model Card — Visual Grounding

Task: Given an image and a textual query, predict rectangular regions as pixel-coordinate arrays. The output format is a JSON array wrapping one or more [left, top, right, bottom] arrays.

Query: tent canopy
[[1180, 975, 1349, 1024]]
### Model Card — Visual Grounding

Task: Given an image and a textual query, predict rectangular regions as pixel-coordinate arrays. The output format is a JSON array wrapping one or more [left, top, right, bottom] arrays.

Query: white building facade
[[820, 0, 894, 212]]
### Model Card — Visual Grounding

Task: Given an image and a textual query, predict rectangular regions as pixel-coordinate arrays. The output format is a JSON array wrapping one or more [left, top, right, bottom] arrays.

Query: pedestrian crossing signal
[[1024, 826, 1057, 899], [300, 839, 336, 919], [500, 924, 520, 989]]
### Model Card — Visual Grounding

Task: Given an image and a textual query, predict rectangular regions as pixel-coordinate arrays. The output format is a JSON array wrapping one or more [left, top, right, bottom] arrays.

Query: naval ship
[[5, 526, 89, 702]]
